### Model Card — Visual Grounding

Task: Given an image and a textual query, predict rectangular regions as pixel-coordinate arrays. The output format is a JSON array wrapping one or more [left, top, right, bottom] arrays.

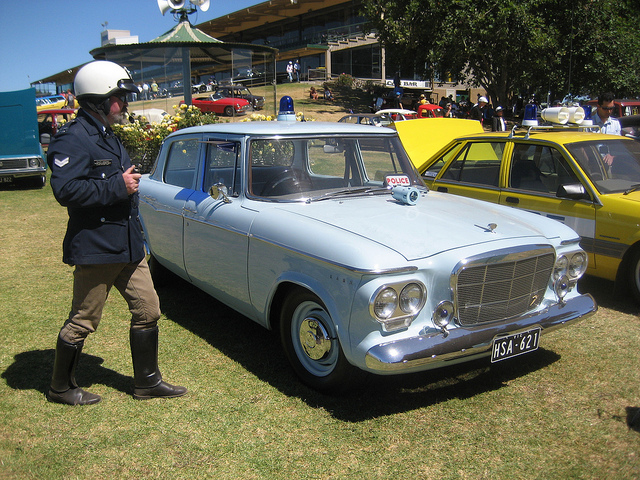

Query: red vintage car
[[37, 109, 76, 147], [183, 95, 251, 116], [418, 104, 444, 118]]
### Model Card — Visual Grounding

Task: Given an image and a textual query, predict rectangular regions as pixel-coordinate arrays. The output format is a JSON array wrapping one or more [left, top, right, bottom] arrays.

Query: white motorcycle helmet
[[74, 61, 138, 114]]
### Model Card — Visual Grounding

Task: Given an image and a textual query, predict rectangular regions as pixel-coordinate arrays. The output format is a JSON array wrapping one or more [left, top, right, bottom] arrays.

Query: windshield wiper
[[308, 186, 391, 202], [623, 184, 640, 195]]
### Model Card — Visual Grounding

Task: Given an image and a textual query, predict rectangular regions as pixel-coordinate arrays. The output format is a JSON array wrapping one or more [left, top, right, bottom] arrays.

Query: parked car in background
[[212, 84, 265, 110], [131, 108, 169, 123], [38, 108, 76, 147], [138, 105, 596, 392], [375, 108, 418, 121], [0, 88, 47, 188], [418, 104, 444, 118], [396, 117, 640, 303], [35, 94, 66, 112], [337, 112, 393, 127], [183, 95, 251, 116]]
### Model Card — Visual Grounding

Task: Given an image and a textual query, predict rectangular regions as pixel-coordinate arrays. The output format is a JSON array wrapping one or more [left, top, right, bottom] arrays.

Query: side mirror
[[209, 183, 231, 203], [556, 183, 591, 201]]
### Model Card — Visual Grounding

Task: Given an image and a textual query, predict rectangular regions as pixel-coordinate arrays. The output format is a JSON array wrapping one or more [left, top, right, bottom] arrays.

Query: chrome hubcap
[[299, 317, 332, 361]]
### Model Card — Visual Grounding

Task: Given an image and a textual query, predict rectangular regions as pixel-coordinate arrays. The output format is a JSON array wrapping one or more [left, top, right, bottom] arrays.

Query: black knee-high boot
[[48, 336, 101, 405], [130, 326, 187, 400]]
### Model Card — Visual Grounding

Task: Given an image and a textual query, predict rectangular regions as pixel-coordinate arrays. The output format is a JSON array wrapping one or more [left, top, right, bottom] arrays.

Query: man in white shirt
[[592, 92, 621, 135]]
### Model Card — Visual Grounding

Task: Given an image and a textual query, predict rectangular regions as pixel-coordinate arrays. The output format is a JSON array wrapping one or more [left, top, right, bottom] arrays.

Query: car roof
[[166, 121, 398, 138]]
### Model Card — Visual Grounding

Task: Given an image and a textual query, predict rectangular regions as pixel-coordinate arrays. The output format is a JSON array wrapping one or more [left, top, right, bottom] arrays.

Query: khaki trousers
[[59, 257, 161, 344]]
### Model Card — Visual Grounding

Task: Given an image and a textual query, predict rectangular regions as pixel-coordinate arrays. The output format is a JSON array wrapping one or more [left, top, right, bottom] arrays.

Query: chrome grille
[[0, 159, 28, 170], [455, 250, 555, 326]]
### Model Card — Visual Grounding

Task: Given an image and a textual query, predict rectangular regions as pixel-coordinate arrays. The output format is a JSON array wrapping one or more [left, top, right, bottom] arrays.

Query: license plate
[[491, 327, 540, 363], [0, 176, 14, 183]]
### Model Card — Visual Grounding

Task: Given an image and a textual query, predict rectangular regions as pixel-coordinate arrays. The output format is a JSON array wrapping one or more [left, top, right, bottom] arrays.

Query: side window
[[511, 144, 580, 194], [441, 142, 503, 187], [423, 145, 459, 179], [164, 138, 200, 189], [204, 141, 240, 195], [249, 139, 295, 195]]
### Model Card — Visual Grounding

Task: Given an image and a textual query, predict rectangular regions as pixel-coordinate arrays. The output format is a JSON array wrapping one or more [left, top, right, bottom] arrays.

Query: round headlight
[[568, 252, 587, 279], [399, 283, 425, 314], [554, 255, 568, 280], [374, 287, 397, 319], [433, 301, 455, 328], [29, 158, 39, 167]]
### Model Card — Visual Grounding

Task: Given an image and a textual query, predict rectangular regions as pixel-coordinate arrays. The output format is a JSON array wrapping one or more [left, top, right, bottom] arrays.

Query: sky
[[0, 0, 263, 93]]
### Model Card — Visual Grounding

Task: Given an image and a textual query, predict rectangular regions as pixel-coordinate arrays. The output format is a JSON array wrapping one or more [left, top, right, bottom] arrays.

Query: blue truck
[[0, 88, 47, 188]]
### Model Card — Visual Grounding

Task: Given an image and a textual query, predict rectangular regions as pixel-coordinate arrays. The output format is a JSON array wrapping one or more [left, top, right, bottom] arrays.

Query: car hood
[[395, 118, 484, 172], [253, 191, 574, 264]]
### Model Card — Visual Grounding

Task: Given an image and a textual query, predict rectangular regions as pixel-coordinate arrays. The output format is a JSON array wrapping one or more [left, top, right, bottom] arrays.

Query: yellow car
[[397, 118, 640, 303], [36, 95, 66, 112]]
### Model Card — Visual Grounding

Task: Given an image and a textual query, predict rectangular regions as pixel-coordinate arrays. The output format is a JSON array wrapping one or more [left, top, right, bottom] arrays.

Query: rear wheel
[[280, 289, 354, 393]]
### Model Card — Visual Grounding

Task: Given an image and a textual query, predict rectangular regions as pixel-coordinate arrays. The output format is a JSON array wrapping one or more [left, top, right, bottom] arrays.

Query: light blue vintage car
[[139, 102, 597, 392]]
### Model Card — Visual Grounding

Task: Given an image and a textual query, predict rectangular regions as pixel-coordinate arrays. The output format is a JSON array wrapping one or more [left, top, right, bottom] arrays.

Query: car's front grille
[[0, 159, 28, 170], [454, 248, 555, 326]]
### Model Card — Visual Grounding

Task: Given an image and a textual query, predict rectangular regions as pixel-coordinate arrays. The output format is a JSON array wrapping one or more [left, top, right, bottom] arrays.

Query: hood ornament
[[475, 223, 498, 233]]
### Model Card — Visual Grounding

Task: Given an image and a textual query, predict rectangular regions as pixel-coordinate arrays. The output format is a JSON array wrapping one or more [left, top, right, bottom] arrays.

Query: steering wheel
[[261, 169, 313, 196]]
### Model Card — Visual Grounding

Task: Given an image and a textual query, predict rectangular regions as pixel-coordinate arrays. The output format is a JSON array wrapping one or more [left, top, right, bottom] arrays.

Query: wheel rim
[[291, 300, 338, 377], [634, 257, 640, 295]]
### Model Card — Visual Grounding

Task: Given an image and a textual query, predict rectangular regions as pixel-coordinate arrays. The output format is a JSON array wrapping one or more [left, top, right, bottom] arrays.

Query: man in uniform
[[47, 60, 187, 405]]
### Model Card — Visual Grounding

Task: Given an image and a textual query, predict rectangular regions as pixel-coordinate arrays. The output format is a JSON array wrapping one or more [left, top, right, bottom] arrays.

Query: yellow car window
[[441, 142, 504, 187], [510, 144, 581, 194]]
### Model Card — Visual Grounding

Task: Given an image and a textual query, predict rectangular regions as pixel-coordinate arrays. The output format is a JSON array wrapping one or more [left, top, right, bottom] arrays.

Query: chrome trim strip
[[364, 294, 597, 372]]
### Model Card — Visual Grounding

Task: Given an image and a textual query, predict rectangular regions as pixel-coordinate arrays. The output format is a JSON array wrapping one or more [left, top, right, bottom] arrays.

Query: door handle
[[437, 186, 448, 193], [505, 196, 519, 204]]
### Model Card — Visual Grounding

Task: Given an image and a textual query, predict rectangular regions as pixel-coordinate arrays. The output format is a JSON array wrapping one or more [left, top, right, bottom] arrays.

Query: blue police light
[[277, 95, 297, 121], [522, 103, 538, 126], [581, 105, 593, 126]]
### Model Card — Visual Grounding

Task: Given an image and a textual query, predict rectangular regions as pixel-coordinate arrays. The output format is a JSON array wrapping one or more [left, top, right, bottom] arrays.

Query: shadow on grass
[[1, 349, 132, 398], [156, 276, 563, 421], [577, 275, 638, 314]]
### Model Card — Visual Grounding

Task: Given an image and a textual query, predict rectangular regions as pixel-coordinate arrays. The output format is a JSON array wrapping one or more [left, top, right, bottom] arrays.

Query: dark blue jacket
[[47, 109, 145, 265]]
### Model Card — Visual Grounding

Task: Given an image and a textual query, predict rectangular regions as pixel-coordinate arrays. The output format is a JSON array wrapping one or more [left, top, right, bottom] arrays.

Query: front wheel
[[224, 106, 234, 116], [630, 249, 640, 304], [280, 290, 355, 393]]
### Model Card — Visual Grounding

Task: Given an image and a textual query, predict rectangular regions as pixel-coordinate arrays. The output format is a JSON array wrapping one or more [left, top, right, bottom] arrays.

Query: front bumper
[[364, 293, 597, 373]]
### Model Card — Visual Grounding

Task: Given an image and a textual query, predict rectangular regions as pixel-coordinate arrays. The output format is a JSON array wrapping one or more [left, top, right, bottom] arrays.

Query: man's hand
[[123, 165, 141, 194]]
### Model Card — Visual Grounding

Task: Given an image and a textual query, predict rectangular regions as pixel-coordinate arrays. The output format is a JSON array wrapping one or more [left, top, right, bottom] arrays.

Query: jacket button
[[100, 217, 106, 223], [101, 173, 106, 178]]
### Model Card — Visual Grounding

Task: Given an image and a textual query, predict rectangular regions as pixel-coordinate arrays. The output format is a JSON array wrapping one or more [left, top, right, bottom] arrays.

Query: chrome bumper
[[364, 294, 597, 373]]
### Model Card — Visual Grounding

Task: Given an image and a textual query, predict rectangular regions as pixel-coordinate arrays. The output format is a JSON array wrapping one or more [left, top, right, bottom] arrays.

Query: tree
[[362, 0, 640, 106]]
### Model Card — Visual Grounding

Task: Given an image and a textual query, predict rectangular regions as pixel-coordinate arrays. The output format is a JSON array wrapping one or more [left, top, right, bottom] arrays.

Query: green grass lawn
[[1, 177, 639, 479]]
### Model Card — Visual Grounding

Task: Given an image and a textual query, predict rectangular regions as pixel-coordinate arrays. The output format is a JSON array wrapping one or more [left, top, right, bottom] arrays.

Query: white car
[[139, 101, 597, 392]]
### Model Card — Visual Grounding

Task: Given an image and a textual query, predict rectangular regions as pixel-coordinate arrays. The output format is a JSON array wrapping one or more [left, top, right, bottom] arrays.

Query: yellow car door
[[498, 142, 599, 268]]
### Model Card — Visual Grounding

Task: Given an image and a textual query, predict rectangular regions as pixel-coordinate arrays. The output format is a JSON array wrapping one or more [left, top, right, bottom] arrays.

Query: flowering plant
[[113, 104, 221, 172]]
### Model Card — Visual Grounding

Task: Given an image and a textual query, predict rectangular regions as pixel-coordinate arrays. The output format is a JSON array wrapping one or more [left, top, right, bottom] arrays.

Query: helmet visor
[[117, 78, 139, 95]]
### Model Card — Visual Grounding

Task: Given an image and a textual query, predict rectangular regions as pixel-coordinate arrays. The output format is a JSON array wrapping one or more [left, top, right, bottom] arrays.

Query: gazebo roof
[[150, 20, 223, 44]]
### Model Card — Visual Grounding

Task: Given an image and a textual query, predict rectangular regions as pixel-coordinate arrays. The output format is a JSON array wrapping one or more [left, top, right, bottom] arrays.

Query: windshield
[[566, 139, 640, 194], [248, 135, 424, 200]]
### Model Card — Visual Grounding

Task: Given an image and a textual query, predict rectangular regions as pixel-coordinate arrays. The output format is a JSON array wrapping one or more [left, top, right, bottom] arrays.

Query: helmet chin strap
[[85, 98, 112, 126]]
